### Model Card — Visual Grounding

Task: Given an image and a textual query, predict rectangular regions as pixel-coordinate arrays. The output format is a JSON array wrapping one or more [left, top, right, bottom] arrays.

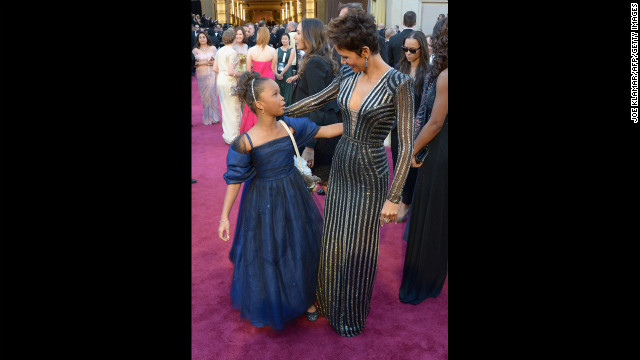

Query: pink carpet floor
[[191, 75, 448, 360]]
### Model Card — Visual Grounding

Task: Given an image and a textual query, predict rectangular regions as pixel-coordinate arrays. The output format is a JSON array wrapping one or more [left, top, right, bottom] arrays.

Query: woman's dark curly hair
[[429, 17, 448, 82], [235, 71, 270, 114], [326, 8, 379, 56]]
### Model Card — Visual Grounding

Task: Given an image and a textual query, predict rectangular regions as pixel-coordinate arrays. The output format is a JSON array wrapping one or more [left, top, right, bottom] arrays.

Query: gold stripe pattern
[[284, 66, 414, 336]]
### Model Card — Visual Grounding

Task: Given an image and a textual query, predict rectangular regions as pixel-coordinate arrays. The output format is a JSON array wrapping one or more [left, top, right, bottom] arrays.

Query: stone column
[[316, 0, 326, 23], [216, 0, 227, 24], [370, 0, 386, 27], [200, 0, 214, 21]]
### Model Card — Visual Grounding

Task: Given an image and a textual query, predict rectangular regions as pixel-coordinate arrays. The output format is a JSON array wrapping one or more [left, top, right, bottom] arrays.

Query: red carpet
[[191, 75, 448, 359]]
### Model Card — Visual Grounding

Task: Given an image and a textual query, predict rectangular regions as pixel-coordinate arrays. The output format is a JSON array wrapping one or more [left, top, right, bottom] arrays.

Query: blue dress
[[223, 116, 323, 330]]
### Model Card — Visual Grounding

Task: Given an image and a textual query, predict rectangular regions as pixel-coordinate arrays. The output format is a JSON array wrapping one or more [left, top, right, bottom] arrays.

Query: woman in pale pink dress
[[192, 31, 221, 125], [239, 26, 277, 133]]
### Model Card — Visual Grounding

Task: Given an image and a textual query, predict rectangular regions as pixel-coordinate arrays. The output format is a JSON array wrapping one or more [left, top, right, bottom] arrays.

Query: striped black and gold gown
[[284, 65, 414, 336]]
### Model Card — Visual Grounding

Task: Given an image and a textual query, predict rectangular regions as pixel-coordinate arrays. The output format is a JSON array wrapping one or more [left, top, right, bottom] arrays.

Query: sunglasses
[[401, 46, 421, 54]]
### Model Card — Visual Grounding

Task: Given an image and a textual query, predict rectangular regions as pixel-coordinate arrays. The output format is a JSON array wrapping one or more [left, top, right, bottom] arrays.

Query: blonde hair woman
[[239, 26, 278, 132]]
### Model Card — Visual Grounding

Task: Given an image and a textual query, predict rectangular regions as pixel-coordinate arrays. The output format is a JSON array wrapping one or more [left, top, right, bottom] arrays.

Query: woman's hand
[[302, 147, 314, 168], [379, 200, 400, 226], [286, 74, 298, 83], [277, 73, 283, 80], [218, 220, 230, 241], [411, 155, 424, 168]]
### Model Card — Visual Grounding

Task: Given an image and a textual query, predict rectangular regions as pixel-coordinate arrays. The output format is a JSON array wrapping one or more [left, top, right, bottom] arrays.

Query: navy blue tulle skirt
[[228, 168, 323, 329]]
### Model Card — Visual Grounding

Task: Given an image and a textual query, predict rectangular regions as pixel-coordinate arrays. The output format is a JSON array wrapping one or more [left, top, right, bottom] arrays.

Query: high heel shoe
[[305, 307, 318, 321]]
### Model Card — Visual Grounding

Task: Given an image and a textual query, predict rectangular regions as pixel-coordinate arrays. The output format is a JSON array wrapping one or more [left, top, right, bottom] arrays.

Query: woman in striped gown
[[284, 9, 414, 337]]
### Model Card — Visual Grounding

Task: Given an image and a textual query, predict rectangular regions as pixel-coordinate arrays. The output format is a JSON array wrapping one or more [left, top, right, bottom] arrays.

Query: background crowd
[[192, 4, 448, 338]]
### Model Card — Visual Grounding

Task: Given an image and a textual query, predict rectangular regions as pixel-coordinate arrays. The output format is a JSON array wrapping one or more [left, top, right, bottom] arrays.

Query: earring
[[261, 108, 265, 114], [365, 56, 368, 69]]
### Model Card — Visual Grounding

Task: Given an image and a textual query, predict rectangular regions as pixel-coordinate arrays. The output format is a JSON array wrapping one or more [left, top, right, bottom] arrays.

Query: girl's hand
[[379, 200, 399, 226], [277, 73, 283, 80], [218, 220, 230, 241], [302, 147, 314, 168]]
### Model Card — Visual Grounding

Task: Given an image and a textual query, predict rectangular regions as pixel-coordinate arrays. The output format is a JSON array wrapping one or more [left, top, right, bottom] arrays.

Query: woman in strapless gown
[[239, 26, 277, 133], [192, 31, 221, 125]]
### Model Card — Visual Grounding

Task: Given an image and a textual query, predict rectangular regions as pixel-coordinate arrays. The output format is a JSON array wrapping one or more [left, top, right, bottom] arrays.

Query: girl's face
[[235, 30, 244, 43], [335, 46, 367, 73], [403, 38, 421, 63], [427, 37, 433, 56], [281, 35, 289, 47], [198, 34, 208, 45], [294, 23, 306, 51], [256, 79, 286, 116]]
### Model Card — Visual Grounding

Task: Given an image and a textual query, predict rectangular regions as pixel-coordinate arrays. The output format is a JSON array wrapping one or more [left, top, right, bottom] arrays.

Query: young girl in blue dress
[[217, 70, 344, 330]]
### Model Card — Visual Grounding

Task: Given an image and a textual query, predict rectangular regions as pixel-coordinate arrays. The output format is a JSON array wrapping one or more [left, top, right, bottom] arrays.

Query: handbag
[[415, 145, 430, 162], [278, 120, 321, 192]]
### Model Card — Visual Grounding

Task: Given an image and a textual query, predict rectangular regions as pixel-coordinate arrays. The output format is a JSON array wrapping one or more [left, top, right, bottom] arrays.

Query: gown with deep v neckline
[[284, 65, 415, 337], [223, 116, 323, 330]]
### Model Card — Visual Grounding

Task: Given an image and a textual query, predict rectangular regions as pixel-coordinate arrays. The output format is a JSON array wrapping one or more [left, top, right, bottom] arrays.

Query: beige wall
[[420, 2, 447, 34], [386, 0, 447, 33]]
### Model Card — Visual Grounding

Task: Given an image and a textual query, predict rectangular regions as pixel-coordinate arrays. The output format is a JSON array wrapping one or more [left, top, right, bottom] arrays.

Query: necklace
[[201, 46, 209, 51]]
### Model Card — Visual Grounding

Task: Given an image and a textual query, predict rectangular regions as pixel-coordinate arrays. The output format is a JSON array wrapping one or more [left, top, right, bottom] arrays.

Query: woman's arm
[[246, 49, 253, 72], [414, 69, 448, 156], [380, 75, 415, 225], [284, 60, 341, 118], [314, 123, 343, 138], [271, 48, 277, 77], [227, 52, 239, 77], [218, 183, 241, 241]]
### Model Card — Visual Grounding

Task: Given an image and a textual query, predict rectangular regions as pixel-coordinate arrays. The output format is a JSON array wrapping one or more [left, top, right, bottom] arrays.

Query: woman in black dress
[[284, 9, 414, 336], [286, 18, 341, 194], [394, 31, 431, 222], [399, 17, 448, 304]]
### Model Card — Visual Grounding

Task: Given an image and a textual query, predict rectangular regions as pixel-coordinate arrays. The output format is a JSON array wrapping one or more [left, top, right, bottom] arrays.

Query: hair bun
[[236, 71, 261, 102]]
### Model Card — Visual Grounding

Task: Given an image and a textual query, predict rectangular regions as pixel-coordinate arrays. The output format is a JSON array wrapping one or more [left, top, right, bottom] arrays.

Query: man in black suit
[[191, 25, 200, 49], [206, 27, 219, 48], [387, 11, 417, 68], [246, 23, 256, 48], [275, 24, 286, 48], [269, 26, 279, 48], [378, 23, 385, 37]]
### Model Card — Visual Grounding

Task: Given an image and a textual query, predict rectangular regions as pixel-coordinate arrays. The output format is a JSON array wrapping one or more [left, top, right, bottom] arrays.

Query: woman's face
[[281, 35, 289, 47], [335, 46, 366, 73], [235, 30, 244, 43], [295, 23, 306, 51], [198, 33, 208, 45], [427, 37, 433, 56], [257, 80, 286, 116], [403, 38, 421, 63]]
